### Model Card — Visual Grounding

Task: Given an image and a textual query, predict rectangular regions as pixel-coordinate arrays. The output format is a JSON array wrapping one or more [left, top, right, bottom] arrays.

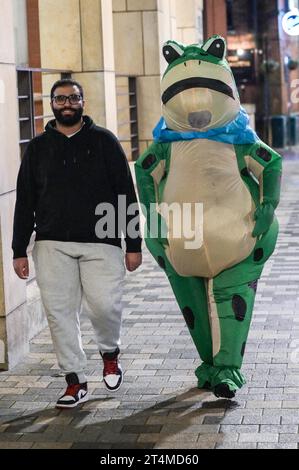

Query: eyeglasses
[[52, 94, 82, 105]]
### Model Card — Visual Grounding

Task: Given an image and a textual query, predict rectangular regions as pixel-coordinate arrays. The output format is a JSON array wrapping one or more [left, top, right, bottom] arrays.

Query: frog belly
[[160, 139, 256, 278]]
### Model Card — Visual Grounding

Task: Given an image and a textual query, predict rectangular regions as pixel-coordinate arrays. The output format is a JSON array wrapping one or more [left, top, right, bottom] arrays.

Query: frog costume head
[[161, 35, 240, 132], [154, 35, 257, 145]]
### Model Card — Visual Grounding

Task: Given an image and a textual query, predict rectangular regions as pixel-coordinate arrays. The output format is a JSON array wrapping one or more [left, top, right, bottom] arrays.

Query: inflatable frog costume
[[135, 36, 282, 398]]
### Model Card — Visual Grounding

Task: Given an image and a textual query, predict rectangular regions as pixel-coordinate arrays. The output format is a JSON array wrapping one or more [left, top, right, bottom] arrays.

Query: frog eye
[[163, 42, 184, 64], [202, 36, 226, 59]]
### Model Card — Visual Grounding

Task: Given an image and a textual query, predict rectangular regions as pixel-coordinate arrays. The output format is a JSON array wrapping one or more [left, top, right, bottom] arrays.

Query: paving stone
[[0, 433, 23, 442], [112, 442, 155, 449], [238, 433, 279, 443], [32, 442, 73, 449], [71, 442, 112, 449], [5, 423, 48, 434], [0, 442, 33, 449], [279, 434, 299, 443], [220, 414, 244, 425], [220, 425, 259, 433], [19, 433, 62, 443], [161, 424, 220, 434], [260, 424, 298, 433], [203, 416, 224, 424], [216, 443, 257, 449], [0, 388, 28, 395], [138, 433, 198, 444], [257, 443, 298, 449], [154, 442, 216, 449]]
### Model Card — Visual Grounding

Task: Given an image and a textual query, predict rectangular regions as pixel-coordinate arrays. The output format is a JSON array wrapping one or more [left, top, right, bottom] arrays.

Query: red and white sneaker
[[56, 373, 88, 409], [101, 348, 123, 392]]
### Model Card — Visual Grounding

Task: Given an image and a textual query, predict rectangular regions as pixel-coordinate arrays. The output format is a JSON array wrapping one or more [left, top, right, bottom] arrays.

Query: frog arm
[[244, 142, 282, 237], [134, 142, 170, 242], [245, 141, 282, 209]]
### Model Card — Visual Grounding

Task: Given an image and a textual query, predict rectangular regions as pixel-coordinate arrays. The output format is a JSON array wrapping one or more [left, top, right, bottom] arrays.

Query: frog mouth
[[188, 111, 212, 129], [162, 77, 235, 104]]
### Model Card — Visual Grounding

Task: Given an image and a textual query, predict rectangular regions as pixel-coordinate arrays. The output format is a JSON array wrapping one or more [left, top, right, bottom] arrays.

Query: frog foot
[[213, 383, 236, 399], [196, 362, 245, 398], [199, 381, 211, 390]]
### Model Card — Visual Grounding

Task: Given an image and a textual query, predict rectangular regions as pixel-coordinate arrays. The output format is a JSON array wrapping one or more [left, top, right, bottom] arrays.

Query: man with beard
[[12, 79, 142, 408]]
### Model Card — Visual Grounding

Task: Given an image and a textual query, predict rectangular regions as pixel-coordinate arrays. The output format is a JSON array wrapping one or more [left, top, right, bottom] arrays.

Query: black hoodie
[[12, 116, 142, 258]]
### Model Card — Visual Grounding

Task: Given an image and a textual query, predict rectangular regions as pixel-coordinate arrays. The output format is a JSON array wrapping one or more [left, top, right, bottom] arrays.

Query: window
[[226, 0, 234, 31]]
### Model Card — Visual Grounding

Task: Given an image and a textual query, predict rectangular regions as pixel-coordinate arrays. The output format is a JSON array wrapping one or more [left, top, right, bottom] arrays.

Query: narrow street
[[0, 152, 299, 449]]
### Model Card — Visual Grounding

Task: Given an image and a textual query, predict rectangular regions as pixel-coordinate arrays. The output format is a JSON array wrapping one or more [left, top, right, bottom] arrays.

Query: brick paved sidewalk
[[0, 156, 299, 449]]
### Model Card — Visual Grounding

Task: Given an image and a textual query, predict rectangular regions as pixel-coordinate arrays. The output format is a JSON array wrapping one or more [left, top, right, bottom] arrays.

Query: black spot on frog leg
[[142, 154, 157, 170], [182, 307, 195, 330], [232, 295, 247, 322]]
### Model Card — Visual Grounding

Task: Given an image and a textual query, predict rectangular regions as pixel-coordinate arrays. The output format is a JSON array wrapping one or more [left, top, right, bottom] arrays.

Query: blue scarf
[[153, 107, 259, 145]]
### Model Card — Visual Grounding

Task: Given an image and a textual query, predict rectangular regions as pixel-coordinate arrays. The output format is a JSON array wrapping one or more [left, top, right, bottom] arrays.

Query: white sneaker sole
[[103, 375, 123, 392], [56, 393, 89, 409]]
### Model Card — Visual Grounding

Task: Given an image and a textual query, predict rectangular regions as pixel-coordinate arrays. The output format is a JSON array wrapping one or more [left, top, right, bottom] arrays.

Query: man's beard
[[53, 107, 83, 126]]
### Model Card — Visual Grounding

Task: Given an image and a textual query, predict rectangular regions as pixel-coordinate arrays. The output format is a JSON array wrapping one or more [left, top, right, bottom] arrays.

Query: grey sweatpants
[[32, 241, 125, 383]]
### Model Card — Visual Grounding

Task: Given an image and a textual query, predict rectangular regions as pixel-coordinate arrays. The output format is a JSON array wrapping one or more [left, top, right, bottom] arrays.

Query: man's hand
[[125, 252, 142, 272], [13, 257, 29, 280]]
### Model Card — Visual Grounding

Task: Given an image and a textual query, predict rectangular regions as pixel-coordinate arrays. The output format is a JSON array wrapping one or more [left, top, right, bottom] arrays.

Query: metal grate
[[116, 76, 140, 161], [17, 68, 72, 158]]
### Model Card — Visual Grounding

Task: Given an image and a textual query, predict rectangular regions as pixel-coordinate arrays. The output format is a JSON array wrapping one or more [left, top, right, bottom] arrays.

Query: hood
[[45, 115, 95, 135]]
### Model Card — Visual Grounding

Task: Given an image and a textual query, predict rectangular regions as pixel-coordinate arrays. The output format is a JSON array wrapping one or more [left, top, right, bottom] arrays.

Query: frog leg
[[146, 237, 213, 386], [200, 270, 258, 398]]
